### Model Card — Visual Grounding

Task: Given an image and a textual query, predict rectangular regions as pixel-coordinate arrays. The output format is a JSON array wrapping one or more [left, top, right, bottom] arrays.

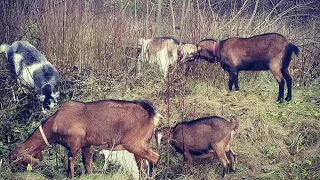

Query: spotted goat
[[0, 41, 61, 112]]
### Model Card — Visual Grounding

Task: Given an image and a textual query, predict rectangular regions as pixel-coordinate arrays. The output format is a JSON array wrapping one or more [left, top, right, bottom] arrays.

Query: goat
[[99, 150, 150, 179], [155, 116, 238, 178], [9, 99, 162, 178], [138, 37, 200, 79], [190, 33, 299, 102], [0, 41, 61, 112]]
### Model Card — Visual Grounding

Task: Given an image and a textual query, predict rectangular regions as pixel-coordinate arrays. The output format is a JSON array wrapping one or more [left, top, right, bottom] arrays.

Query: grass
[[0, 0, 319, 179], [1, 69, 319, 180]]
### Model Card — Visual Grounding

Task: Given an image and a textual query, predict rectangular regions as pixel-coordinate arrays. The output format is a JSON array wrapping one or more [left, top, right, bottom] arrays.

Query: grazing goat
[[191, 33, 299, 102], [0, 41, 61, 111], [9, 99, 161, 178], [155, 116, 238, 178], [99, 150, 150, 179], [138, 37, 199, 78]]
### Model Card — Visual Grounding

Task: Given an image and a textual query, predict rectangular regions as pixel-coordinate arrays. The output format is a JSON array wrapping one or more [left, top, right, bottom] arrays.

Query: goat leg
[[81, 146, 92, 174], [68, 149, 80, 178], [183, 150, 193, 163], [216, 150, 229, 178], [228, 71, 239, 91], [234, 72, 239, 91], [228, 72, 234, 91], [271, 69, 285, 102], [281, 68, 292, 101], [127, 145, 159, 178], [226, 150, 236, 172]]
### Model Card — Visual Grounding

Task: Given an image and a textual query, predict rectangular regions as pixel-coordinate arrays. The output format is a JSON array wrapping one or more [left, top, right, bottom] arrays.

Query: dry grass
[[0, 0, 319, 179]]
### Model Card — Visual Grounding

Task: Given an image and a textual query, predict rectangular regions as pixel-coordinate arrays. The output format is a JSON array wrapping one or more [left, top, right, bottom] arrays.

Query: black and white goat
[[0, 41, 61, 112], [138, 37, 200, 79]]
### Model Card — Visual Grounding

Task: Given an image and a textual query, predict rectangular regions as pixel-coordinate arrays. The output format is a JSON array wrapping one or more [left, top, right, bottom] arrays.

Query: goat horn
[[197, 46, 202, 52]]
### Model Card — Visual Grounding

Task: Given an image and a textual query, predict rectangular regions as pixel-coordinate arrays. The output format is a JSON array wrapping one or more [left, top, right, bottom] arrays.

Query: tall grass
[[0, 0, 319, 179]]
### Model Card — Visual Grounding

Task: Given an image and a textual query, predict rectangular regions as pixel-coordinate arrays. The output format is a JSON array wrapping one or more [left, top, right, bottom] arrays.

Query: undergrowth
[[0, 0, 319, 179]]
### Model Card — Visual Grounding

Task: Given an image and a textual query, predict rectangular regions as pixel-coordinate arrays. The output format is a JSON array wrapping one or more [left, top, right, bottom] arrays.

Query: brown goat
[[190, 33, 299, 102], [155, 116, 238, 178], [9, 99, 161, 178]]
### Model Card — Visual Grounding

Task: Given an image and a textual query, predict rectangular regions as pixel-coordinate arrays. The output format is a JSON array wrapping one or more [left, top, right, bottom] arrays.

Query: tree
[[156, 0, 163, 36]]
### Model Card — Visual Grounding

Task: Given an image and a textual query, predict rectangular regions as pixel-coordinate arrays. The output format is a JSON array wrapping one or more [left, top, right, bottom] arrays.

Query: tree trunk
[[179, 0, 191, 42], [156, 0, 163, 36], [169, 0, 176, 36]]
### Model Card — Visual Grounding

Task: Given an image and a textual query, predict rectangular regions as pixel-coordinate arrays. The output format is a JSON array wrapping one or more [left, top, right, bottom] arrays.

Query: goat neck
[[196, 39, 220, 63], [10, 120, 54, 169]]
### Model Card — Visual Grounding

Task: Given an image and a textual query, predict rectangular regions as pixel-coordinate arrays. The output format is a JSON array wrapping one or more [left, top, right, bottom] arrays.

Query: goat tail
[[134, 100, 162, 127], [289, 43, 299, 56], [133, 100, 158, 117], [0, 43, 9, 54], [283, 43, 299, 68]]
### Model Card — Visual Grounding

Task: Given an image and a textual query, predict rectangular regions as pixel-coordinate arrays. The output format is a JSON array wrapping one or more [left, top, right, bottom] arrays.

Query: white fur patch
[[48, 101, 55, 109], [138, 37, 179, 78], [13, 54, 23, 74], [0, 44, 9, 54], [179, 44, 198, 62], [138, 38, 152, 63], [50, 91, 60, 103], [231, 130, 234, 139], [99, 150, 139, 179], [153, 112, 162, 128], [156, 132, 163, 147], [153, 48, 178, 76], [180, 44, 198, 55], [17, 59, 52, 88]]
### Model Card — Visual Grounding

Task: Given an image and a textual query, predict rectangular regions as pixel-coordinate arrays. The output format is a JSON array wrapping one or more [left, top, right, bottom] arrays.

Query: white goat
[[138, 37, 200, 79], [99, 150, 146, 179], [0, 41, 61, 112]]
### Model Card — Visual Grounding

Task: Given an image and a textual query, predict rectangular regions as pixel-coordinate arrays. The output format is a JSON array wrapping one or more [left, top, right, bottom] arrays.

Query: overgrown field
[[0, 0, 319, 179]]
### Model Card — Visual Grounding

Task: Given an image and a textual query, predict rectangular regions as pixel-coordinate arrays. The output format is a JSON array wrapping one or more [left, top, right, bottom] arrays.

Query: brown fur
[[9, 99, 160, 178], [155, 116, 238, 178], [194, 33, 299, 102]]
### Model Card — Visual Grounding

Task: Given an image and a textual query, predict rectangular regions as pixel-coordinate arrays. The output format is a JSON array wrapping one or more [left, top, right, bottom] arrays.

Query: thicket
[[0, 0, 319, 179]]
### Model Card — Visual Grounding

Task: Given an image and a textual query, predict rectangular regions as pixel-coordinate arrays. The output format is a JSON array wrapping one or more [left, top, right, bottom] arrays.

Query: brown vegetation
[[0, 0, 319, 179]]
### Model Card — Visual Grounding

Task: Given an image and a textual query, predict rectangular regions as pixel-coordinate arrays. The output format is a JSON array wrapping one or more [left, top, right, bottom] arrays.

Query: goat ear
[[52, 92, 60, 99], [38, 95, 45, 102]]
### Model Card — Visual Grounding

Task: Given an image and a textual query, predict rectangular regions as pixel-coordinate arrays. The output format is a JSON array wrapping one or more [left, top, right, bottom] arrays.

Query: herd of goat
[[0, 32, 299, 179]]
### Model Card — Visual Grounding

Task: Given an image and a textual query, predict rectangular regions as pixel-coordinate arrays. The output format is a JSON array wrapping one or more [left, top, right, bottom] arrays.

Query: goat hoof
[[277, 98, 284, 103], [229, 167, 236, 173], [285, 97, 292, 101]]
